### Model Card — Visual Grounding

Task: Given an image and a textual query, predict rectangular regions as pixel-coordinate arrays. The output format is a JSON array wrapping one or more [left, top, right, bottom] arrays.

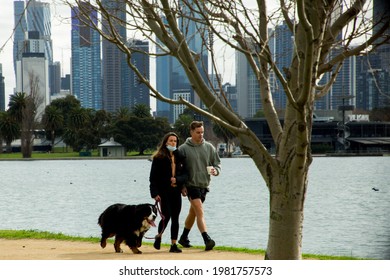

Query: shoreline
[[0, 156, 152, 161]]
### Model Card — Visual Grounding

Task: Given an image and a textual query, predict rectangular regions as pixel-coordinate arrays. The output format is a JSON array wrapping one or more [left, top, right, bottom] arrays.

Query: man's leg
[[184, 203, 196, 230], [189, 198, 206, 233], [189, 198, 215, 251], [179, 203, 196, 247]]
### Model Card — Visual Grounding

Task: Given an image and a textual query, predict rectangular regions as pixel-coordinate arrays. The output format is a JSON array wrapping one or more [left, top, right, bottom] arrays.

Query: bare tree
[[21, 72, 43, 158], [64, 0, 390, 259]]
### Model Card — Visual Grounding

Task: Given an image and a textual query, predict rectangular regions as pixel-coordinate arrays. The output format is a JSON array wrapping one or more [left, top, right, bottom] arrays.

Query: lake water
[[0, 157, 389, 259]]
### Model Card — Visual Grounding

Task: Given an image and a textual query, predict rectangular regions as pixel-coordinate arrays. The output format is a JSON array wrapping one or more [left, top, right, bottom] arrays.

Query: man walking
[[178, 121, 221, 250]]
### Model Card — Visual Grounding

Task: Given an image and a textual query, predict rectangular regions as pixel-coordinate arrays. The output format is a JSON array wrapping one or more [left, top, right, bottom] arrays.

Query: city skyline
[[0, 0, 241, 110], [0, 1, 384, 115]]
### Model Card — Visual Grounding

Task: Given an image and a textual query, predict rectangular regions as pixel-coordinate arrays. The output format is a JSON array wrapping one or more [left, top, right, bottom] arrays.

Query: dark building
[[49, 61, 61, 95], [356, 54, 390, 110], [356, 0, 390, 110], [127, 39, 150, 108], [61, 74, 71, 90], [101, 0, 128, 113], [245, 118, 390, 154]]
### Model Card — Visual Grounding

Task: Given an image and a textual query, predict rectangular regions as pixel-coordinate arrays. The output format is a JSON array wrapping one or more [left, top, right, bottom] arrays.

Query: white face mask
[[166, 145, 177, 152]]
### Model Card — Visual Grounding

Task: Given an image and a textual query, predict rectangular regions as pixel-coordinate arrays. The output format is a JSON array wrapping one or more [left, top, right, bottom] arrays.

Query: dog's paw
[[131, 247, 142, 254], [100, 240, 107, 248]]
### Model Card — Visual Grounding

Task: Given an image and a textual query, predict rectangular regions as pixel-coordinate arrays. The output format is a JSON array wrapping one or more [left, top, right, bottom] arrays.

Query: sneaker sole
[[178, 240, 192, 248], [205, 240, 215, 251]]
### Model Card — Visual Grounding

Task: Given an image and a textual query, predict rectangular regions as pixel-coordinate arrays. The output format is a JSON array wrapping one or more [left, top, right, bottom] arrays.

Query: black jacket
[[149, 150, 188, 198]]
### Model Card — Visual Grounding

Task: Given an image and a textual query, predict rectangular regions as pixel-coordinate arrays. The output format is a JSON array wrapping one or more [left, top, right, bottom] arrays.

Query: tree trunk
[[265, 169, 307, 259], [51, 130, 55, 152], [21, 132, 33, 158], [239, 131, 308, 259], [266, 197, 304, 259], [6, 141, 12, 153]]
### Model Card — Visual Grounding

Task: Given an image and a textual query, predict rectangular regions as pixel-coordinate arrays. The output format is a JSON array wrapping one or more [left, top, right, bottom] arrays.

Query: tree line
[[0, 94, 200, 157]]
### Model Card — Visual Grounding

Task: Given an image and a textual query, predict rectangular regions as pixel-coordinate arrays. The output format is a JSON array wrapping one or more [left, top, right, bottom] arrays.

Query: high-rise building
[[155, 50, 172, 120], [356, 54, 390, 110], [127, 39, 150, 109], [61, 74, 71, 90], [71, 2, 102, 109], [15, 30, 50, 120], [176, 1, 209, 109], [236, 39, 261, 118], [101, 0, 128, 113], [26, 0, 53, 65], [356, 55, 372, 110], [362, 0, 390, 109], [0, 64, 5, 111], [49, 61, 61, 95], [100, 1, 150, 113], [14, 0, 53, 82], [156, 16, 172, 121], [156, 2, 209, 123], [236, 23, 293, 117], [13, 0, 54, 112], [373, 0, 390, 72], [272, 22, 294, 110], [13, 0, 28, 77], [344, 0, 390, 111]]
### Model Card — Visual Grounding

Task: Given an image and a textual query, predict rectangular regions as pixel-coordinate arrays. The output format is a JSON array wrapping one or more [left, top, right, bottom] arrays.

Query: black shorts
[[187, 187, 209, 203]]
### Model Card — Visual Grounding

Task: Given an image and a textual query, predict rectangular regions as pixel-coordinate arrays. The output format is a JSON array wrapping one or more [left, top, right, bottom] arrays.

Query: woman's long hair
[[152, 132, 179, 159]]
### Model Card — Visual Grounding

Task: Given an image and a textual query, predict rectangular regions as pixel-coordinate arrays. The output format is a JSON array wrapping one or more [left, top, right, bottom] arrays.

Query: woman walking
[[149, 132, 188, 253]]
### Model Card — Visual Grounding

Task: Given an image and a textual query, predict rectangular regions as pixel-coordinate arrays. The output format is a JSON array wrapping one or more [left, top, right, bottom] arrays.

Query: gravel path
[[0, 239, 263, 260]]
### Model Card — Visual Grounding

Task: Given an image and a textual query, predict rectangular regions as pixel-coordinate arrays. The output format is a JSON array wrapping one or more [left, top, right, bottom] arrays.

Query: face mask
[[166, 145, 177, 152]]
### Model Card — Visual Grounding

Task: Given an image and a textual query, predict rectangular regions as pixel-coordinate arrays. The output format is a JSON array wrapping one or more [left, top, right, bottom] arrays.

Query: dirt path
[[0, 239, 264, 260]]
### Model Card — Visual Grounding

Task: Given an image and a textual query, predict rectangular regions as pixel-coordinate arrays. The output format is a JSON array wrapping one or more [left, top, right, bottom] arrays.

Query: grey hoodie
[[178, 137, 221, 189]]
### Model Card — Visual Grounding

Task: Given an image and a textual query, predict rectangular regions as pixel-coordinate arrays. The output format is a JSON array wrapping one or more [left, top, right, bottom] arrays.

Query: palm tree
[[113, 107, 131, 123], [173, 114, 193, 142], [0, 111, 20, 153], [42, 105, 64, 152], [68, 107, 88, 130], [8, 92, 27, 122], [63, 107, 89, 151], [51, 95, 81, 125], [131, 104, 151, 118]]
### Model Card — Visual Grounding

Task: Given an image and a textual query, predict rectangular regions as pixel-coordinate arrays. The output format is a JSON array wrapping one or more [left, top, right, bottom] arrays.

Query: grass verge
[[0, 229, 361, 260]]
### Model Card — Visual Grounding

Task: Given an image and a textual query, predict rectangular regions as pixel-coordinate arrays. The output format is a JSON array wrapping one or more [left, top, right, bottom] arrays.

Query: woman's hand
[[171, 176, 177, 187]]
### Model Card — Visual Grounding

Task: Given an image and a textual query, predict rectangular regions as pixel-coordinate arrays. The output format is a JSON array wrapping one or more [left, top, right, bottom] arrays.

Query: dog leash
[[155, 200, 165, 220], [145, 201, 166, 240]]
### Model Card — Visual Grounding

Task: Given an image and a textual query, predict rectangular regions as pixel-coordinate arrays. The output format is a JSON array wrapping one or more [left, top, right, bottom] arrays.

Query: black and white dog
[[98, 203, 157, 254]]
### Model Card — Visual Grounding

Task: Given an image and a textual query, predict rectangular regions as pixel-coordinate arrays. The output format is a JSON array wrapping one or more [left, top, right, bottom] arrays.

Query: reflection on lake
[[0, 157, 389, 259]]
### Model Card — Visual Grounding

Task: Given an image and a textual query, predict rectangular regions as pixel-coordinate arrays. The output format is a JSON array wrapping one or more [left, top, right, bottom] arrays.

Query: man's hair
[[190, 121, 204, 131]]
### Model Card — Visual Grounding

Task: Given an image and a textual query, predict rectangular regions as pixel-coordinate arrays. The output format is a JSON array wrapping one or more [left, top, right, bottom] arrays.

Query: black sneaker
[[169, 244, 182, 253], [178, 237, 192, 248], [205, 239, 215, 251], [153, 236, 161, 250]]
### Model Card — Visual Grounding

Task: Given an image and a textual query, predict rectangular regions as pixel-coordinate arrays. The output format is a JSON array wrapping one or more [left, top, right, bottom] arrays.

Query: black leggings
[[158, 189, 182, 240]]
